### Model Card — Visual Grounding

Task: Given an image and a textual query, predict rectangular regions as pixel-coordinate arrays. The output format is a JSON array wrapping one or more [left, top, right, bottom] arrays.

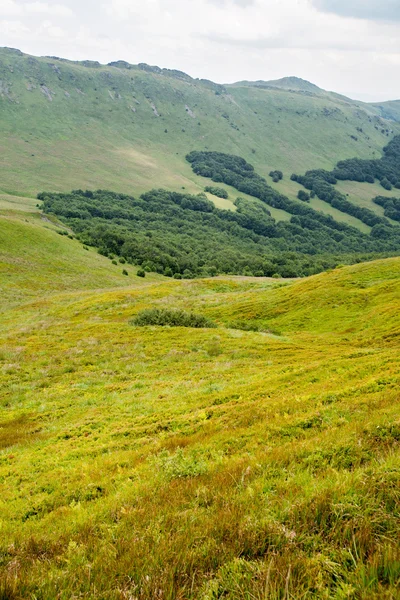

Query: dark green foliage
[[186, 150, 400, 249], [137, 269, 146, 278], [39, 180, 400, 282], [204, 186, 229, 199], [297, 190, 310, 202], [373, 196, 400, 221], [380, 178, 392, 191], [291, 136, 400, 229], [269, 170, 283, 183], [131, 308, 217, 328], [40, 188, 384, 279], [292, 169, 385, 227], [332, 136, 400, 186], [122, 269, 128, 276]]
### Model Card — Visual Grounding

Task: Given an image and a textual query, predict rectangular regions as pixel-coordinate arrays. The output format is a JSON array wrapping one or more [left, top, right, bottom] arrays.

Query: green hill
[[234, 75, 328, 94], [1, 46, 400, 600], [1, 47, 399, 210], [372, 100, 400, 123], [0, 255, 399, 598]]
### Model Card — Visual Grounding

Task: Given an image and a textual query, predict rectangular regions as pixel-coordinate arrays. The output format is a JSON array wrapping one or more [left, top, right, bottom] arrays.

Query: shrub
[[204, 186, 229, 199], [380, 178, 392, 191], [298, 190, 310, 202], [122, 269, 128, 276], [269, 170, 283, 182], [131, 308, 217, 328], [137, 269, 146, 278]]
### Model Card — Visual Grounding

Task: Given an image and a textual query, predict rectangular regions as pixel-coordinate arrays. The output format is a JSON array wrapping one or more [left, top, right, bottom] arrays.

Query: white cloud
[[0, 0, 399, 100], [0, 18, 28, 33], [0, 0, 23, 16], [37, 19, 65, 37], [0, 1, 73, 18], [25, 2, 73, 17]]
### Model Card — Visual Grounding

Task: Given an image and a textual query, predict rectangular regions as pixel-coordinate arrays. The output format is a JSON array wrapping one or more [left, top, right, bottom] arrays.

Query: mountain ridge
[[1, 46, 399, 210], [2, 47, 400, 106]]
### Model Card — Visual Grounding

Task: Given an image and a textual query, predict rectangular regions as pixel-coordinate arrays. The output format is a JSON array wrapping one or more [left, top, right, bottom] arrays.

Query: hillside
[[0, 212, 161, 309], [233, 76, 328, 95], [372, 100, 400, 123], [0, 256, 399, 598], [1, 47, 399, 210], [1, 44, 400, 599]]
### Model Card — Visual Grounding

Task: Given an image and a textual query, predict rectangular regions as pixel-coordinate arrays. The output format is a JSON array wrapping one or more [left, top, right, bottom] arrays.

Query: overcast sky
[[1, 0, 400, 101]]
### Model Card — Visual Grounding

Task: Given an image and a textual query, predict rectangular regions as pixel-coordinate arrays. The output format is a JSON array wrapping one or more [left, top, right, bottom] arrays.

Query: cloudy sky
[[1, 0, 400, 101]]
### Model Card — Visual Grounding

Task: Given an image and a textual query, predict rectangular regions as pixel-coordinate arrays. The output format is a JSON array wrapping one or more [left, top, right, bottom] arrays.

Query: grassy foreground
[[0, 255, 399, 599]]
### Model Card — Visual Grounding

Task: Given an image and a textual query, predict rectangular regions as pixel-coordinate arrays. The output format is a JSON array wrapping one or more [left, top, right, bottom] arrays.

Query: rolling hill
[[1, 46, 400, 599], [1, 47, 399, 210], [0, 251, 399, 598]]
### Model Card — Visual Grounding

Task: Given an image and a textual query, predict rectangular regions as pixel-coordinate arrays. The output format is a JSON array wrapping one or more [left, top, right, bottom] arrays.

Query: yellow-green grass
[[0, 258, 399, 598], [0, 213, 162, 309]]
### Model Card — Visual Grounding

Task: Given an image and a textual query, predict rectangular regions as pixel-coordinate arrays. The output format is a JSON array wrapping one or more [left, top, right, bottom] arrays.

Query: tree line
[[38, 188, 392, 279]]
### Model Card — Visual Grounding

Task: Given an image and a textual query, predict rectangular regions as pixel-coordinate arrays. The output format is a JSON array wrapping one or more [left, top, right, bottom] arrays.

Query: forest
[[38, 188, 390, 279], [186, 150, 400, 247], [291, 135, 400, 229]]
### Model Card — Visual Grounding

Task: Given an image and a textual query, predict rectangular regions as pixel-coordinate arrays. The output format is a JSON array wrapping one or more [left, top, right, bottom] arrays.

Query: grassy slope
[[0, 257, 399, 598], [1, 48, 399, 233], [0, 212, 162, 309], [373, 100, 400, 123], [0, 52, 399, 596]]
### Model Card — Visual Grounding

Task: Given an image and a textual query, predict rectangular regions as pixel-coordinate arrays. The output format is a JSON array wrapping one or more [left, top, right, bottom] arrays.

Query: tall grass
[[0, 259, 399, 598]]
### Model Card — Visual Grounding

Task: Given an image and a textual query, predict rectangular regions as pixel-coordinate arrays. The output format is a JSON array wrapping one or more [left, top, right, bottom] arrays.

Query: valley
[[0, 47, 399, 599]]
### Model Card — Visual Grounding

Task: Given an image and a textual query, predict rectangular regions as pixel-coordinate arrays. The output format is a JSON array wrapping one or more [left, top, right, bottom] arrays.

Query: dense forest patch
[[186, 149, 400, 249], [373, 196, 400, 221], [39, 188, 393, 279], [291, 135, 400, 230], [204, 186, 229, 199]]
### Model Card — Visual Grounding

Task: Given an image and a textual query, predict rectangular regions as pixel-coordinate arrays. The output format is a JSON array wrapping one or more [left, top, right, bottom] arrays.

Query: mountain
[[1, 47, 399, 208], [1, 48, 400, 599], [372, 99, 400, 123], [233, 75, 326, 94]]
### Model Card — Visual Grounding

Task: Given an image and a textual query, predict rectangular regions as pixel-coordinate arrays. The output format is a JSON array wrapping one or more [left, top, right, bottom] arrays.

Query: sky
[[1, 0, 400, 101]]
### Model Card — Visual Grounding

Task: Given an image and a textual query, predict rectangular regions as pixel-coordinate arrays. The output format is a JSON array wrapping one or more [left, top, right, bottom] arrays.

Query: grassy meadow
[[0, 253, 399, 598], [0, 47, 400, 599]]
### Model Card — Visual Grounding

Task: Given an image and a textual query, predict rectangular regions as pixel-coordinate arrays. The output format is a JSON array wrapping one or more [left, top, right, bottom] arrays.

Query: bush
[[204, 186, 229, 199], [131, 308, 217, 328], [297, 190, 310, 202], [380, 178, 392, 191], [269, 170, 283, 182], [137, 269, 146, 278], [122, 269, 128, 276]]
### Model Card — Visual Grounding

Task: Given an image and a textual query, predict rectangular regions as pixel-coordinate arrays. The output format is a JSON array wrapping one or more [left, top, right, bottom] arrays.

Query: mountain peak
[[234, 76, 324, 94]]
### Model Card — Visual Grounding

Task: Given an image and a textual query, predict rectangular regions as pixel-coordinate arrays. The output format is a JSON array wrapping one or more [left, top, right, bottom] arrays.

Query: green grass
[[0, 213, 162, 309], [1, 47, 399, 231], [0, 257, 399, 598], [0, 47, 399, 599], [336, 180, 400, 224]]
